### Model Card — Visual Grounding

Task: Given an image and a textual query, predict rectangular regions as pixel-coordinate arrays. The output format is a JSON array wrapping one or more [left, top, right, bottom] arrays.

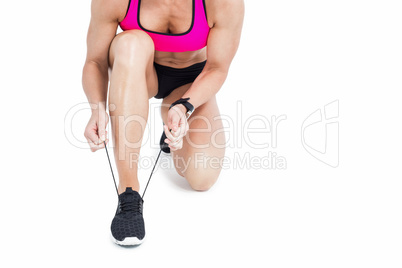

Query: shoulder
[[204, 0, 244, 27], [90, 0, 128, 23]]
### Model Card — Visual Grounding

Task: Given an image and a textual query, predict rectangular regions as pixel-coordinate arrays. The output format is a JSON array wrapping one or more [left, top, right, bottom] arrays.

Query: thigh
[[161, 84, 226, 188], [108, 30, 158, 99]]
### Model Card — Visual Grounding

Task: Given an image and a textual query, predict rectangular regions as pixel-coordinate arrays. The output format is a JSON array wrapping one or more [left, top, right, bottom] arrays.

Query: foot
[[160, 130, 170, 154], [110, 187, 145, 246]]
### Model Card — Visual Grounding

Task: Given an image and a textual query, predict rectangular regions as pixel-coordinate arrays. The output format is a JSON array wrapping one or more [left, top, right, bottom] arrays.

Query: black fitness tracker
[[169, 97, 195, 118]]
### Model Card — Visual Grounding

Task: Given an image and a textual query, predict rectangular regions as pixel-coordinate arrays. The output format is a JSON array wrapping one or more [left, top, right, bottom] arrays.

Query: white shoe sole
[[111, 234, 144, 246]]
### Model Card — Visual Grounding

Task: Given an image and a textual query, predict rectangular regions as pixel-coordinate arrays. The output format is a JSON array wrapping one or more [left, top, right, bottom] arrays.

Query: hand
[[164, 104, 189, 151], [84, 107, 109, 152]]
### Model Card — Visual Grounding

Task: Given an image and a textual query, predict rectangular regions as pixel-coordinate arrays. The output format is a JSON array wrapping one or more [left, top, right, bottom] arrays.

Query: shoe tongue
[[120, 187, 140, 202], [125, 187, 134, 193]]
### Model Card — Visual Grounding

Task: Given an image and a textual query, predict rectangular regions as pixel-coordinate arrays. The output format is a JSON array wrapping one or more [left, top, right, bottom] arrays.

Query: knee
[[185, 171, 220, 192], [112, 30, 154, 60]]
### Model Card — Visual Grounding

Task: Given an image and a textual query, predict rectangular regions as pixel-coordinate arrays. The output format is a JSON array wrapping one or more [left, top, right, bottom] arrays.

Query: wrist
[[177, 104, 187, 115], [169, 97, 195, 118], [90, 101, 106, 113]]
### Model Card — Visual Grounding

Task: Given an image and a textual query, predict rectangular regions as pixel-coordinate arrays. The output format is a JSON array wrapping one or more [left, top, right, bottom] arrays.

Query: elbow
[[84, 59, 108, 72], [82, 60, 109, 87], [82, 59, 108, 77], [203, 65, 229, 81]]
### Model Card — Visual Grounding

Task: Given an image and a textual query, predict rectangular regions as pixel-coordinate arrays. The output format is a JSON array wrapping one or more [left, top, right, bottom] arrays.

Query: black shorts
[[153, 60, 207, 99]]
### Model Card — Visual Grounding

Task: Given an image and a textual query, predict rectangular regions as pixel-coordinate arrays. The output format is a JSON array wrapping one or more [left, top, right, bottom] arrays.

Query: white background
[[1, 0, 401, 267]]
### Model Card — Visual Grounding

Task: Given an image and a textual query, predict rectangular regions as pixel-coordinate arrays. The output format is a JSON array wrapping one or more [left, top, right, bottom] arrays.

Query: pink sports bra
[[119, 0, 210, 52]]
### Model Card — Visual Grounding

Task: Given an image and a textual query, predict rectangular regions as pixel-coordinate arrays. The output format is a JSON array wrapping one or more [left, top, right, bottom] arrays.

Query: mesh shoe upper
[[111, 187, 145, 241]]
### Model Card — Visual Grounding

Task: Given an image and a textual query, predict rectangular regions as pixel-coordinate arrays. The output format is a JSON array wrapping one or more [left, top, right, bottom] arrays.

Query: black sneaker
[[110, 187, 145, 246], [160, 130, 170, 154]]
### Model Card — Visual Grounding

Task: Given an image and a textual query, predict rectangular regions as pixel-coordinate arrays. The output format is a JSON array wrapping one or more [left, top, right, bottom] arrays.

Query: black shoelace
[[120, 196, 141, 214], [104, 141, 161, 200]]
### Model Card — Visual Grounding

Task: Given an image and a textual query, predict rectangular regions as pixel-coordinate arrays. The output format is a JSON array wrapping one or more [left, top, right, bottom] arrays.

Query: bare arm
[[82, 0, 121, 149], [82, 0, 121, 111], [181, 0, 245, 109]]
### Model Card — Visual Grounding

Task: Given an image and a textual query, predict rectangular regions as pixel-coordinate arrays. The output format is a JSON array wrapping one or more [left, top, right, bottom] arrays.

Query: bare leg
[[161, 83, 226, 191], [108, 30, 158, 194]]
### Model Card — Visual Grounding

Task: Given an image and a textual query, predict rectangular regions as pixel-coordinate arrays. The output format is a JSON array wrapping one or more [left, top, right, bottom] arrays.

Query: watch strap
[[169, 98, 195, 115]]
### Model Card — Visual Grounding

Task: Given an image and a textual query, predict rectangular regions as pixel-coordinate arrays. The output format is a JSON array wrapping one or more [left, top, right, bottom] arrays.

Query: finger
[[169, 116, 185, 137], [175, 114, 188, 136], [169, 140, 183, 151], [166, 134, 183, 147], [166, 129, 185, 145], [169, 144, 178, 151], [97, 141, 106, 149], [164, 137, 180, 147], [164, 124, 178, 143], [98, 113, 107, 142], [168, 140, 182, 149], [168, 122, 180, 138], [87, 138, 105, 152], [102, 138, 110, 146], [164, 135, 183, 149], [169, 108, 181, 132], [85, 129, 101, 145], [177, 119, 188, 138], [165, 138, 177, 146], [170, 128, 181, 138], [171, 124, 187, 143], [168, 137, 183, 148]]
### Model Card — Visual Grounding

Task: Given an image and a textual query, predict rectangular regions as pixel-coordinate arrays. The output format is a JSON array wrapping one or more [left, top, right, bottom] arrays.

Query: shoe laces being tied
[[118, 192, 142, 218]]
